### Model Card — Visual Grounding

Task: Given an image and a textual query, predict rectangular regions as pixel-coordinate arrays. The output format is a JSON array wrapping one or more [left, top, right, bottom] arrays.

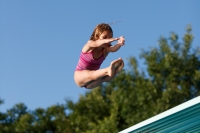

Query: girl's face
[[99, 30, 112, 40], [98, 30, 113, 47]]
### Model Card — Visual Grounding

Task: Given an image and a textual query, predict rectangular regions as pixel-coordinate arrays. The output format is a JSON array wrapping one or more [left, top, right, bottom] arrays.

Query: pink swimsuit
[[75, 51, 105, 71]]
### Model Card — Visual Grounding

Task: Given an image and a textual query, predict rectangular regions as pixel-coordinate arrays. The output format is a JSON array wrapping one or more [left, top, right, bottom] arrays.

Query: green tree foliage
[[0, 103, 70, 133], [0, 26, 199, 132]]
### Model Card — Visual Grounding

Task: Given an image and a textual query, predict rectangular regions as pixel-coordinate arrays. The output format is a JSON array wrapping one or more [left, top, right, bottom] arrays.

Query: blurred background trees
[[0, 26, 199, 133]]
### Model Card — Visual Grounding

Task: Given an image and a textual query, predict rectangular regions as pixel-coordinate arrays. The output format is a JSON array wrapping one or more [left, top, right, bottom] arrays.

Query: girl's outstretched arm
[[86, 38, 119, 48]]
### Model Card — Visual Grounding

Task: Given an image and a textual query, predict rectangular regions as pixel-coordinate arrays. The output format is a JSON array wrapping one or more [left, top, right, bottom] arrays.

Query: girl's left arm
[[107, 43, 123, 52], [107, 36, 125, 52]]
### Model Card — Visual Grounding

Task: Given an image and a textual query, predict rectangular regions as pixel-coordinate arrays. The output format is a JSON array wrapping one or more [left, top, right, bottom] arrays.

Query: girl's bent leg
[[74, 58, 123, 87], [84, 61, 124, 89], [86, 58, 122, 81]]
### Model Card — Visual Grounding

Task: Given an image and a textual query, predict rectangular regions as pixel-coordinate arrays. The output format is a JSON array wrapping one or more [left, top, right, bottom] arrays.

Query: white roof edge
[[119, 96, 200, 133]]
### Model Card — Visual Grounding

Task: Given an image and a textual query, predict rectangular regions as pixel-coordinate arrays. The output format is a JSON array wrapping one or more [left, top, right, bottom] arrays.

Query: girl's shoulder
[[82, 42, 95, 53]]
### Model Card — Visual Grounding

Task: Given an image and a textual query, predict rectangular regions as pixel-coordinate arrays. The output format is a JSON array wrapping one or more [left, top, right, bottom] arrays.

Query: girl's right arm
[[87, 38, 119, 48]]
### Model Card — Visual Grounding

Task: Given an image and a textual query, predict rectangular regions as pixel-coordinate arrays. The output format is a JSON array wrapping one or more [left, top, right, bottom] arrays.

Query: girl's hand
[[118, 36, 125, 46]]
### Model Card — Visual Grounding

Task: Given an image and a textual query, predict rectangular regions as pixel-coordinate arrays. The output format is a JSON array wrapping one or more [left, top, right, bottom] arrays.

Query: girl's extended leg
[[89, 58, 122, 79], [85, 60, 124, 89]]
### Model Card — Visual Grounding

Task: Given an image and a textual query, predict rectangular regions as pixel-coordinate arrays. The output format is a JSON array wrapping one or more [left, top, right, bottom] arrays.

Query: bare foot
[[115, 60, 124, 74], [108, 59, 122, 77]]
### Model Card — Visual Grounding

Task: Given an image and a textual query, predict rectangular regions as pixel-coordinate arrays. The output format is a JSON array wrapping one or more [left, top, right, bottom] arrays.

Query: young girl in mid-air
[[74, 23, 125, 89]]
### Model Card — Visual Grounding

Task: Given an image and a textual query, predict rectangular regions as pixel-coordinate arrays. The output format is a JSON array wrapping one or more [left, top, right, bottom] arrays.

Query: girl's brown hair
[[90, 23, 113, 41]]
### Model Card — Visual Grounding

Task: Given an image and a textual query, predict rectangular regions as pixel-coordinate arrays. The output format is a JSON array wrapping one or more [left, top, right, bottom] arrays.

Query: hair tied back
[[107, 19, 125, 25]]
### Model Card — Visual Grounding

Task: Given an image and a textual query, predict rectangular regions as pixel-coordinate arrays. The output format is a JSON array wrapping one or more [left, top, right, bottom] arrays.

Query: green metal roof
[[119, 96, 200, 133]]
